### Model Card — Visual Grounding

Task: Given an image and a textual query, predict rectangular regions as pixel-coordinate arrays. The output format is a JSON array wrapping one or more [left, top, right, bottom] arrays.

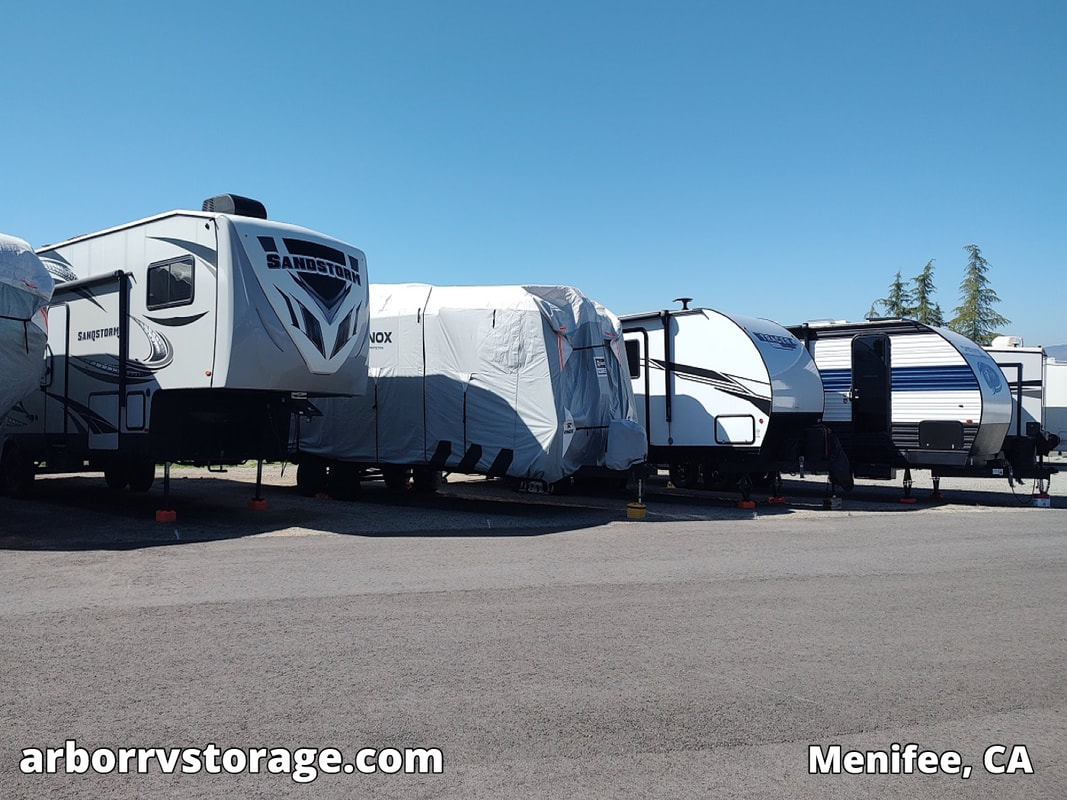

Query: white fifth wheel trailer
[[0, 235, 53, 434], [621, 302, 850, 502], [292, 283, 647, 496], [786, 318, 1055, 497], [0, 195, 369, 501], [1046, 360, 1067, 452]]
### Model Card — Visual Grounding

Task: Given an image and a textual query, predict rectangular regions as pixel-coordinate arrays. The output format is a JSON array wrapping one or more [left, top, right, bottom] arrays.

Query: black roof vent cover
[[202, 194, 267, 219]]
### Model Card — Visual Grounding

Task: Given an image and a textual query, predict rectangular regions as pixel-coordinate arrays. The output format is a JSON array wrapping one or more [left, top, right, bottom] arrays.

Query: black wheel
[[104, 463, 129, 491], [412, 467, 441, 494], [328, 462, 361, 501], [550, 476, 574, 495], [128, 460, 156, 493], [296, 458, 328, 497], [382, 466, 411, 492], [702, 469, 736, 492], [669, 462, 700, 489], [749, 471, 773, 488], [1, 443, 35, 498]]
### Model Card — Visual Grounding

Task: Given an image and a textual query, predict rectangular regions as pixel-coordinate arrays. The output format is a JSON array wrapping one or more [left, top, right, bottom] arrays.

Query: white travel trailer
[[0, 195, 369, 499], [983, 336, 1052, 443], [0, 235, 53, 433], [621, 302, 848, 500], [786, 318, 1053, 493], [292, 283, 647, 496], [1046, 360, 1067, 452]]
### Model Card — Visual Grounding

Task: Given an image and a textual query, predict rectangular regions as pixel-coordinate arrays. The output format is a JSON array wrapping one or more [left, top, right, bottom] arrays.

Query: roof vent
[[202, 194, 267, 219]]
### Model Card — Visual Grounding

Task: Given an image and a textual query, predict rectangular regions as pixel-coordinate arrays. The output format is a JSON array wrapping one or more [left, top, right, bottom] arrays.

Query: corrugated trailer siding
[[892, 392, 982, 423], [811, 340, 852, 422], [892, 422, 980, 452], [890, 332, 965, 367]]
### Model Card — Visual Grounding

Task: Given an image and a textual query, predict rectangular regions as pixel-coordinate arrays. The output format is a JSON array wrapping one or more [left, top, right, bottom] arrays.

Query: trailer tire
[[297, 459, 328, 497], [749, 472, 773, 488], [669, 462, 700, 489], [383, 466, 411, 492], [412, 467, 441, 494], [127, 460, 156, 493], [328, 463, 361, 501], [104, 463, 129, 491], [1, 443, 35, 499], [550, 476, 574, 495], [702, 469, 735, 492]]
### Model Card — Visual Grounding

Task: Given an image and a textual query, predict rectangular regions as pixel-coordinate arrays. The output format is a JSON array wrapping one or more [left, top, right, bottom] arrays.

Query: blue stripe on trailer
[[892, 365, 979, 391], [819, 365, 979, 392], [819, 369, 851, 392]]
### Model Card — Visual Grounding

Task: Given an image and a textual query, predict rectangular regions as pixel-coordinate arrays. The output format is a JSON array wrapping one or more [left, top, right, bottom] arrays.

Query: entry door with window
[[624, 332, 662, 445]]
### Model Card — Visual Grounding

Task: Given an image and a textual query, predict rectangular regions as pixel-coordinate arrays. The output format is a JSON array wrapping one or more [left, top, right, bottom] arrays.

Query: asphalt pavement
[[1, 465, 1064, 799]]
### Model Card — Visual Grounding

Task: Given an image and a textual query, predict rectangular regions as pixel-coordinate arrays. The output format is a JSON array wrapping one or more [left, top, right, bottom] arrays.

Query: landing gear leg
[[899, 466, 917, 504], [248, 459, 267, 510], [930, 474, 943, 501], [822, 478, 841, 509], [767, 471, 787, 504], [737, 473, 756, 509], [626, 470, 647, 519], [155, 462, 177, 523]]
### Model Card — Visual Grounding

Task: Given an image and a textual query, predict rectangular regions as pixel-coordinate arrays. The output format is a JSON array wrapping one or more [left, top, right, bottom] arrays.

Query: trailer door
[[850, 334, 892, 437], [39, 305, 68, 436], [64, 277, 127, 452]]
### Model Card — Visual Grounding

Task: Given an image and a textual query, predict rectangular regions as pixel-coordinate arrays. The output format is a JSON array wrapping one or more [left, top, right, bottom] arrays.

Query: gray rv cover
[[298, 284, 646, 482], [0, 234, 53, 421]]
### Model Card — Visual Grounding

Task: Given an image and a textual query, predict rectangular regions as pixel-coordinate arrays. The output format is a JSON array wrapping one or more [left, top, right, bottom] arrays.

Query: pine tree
[[948, 244, 1009, 345], [911, 260, 944, 326], [867, 270, 914, 319]]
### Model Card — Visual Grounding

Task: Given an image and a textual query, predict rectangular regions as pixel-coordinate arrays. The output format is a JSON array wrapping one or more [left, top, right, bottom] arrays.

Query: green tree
[[911, 259, 944, 326], [867, 270, 914, 319], [948, 244, 1010, 345]]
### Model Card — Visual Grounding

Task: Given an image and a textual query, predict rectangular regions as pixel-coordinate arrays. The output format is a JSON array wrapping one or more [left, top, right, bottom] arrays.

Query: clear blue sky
[[4, 0, 1064, 345]]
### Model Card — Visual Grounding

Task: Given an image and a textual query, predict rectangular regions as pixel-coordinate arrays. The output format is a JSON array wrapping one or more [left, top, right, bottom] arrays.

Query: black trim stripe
[[283, 238, 346, 266], [488, 449, 514, 477], [458, 445, 482, 472], [144, 312, 208, 327], [429, 441, 452, 467]]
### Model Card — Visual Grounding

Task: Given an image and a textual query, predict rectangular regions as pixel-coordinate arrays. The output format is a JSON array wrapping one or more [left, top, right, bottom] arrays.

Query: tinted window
[[147, 257, 194, 309], [625, 339, 642, 379]]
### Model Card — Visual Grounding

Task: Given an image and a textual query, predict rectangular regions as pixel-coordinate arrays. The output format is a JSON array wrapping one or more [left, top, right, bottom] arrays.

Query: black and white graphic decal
[[649, 358, 773, 415], [38, 252, 79, 284], [69, 317, 174, 384], [256, 235, 365, 374]]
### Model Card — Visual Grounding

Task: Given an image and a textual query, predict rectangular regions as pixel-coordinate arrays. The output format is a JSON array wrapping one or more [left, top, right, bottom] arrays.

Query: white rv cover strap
[[0, 234, 53, 320]]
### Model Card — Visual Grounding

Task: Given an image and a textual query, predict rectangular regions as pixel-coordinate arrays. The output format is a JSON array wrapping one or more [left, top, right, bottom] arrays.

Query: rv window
[[625, 339, 642, 379], [147, 257, 195, 310]]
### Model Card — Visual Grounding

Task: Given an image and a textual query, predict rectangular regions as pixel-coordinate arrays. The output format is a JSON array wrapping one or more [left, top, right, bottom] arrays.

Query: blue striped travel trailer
[[786, 318, 1054, 490]]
